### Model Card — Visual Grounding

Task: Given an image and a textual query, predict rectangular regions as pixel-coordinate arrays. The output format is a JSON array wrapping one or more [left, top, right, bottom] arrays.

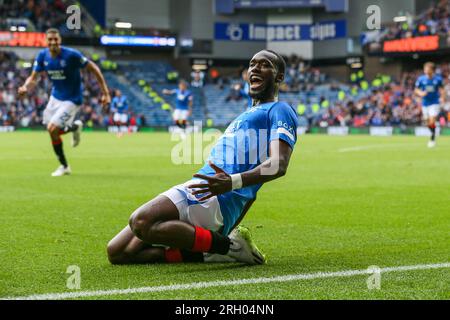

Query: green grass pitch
[[0, 132, 449, 299]]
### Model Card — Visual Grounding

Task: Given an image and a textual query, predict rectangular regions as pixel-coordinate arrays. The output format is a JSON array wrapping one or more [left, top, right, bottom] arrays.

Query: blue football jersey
[[112, 96, 128, 113], [197, 101, 299, 235], [175, 89, 192, 110], [33, 46, 88, 105], [415, 74, 443, 107]]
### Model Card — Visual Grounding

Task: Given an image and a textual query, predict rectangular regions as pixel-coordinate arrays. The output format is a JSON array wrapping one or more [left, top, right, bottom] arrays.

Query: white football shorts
[[172, 109, 189, 121], [161, 179, 224, 233], [43, 96, 80, 128], [422, 104, 440, 120], [113, 112, 129, 124]]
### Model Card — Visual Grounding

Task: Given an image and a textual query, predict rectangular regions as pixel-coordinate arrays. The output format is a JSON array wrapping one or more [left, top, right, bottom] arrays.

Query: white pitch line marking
[[2, 262, 449, 300]]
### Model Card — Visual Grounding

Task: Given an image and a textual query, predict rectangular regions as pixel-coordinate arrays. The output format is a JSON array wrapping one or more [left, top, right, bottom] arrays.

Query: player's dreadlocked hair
[[263, 49, 286, 76]]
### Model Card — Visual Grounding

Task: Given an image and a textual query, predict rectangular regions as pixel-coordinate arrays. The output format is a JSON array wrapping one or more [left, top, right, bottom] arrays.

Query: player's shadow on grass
[[109, 262, 262, 274], [168, 262, 263, 274]]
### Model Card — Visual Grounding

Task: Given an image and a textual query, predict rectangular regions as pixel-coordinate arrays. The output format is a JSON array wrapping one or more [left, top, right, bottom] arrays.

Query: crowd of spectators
[[281, 55, 327, 92], [0, 0, 70, 33], [0, 51, 44, 127], [206, 54, 440, 128], [310, 63, 450, 128], [314, 84, 424, 128], [376, 0, 450, 42], [2, 49, 449, 129], [206, 54, 449, 128]]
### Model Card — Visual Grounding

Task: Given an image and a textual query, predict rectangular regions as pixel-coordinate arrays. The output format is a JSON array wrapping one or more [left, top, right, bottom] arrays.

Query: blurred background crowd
[[1, 0, 450, 129]]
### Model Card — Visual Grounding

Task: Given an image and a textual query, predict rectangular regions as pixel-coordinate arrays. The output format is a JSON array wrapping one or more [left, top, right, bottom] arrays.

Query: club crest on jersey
[[426, 85, 435, 92], [60, 60, 67, 67]]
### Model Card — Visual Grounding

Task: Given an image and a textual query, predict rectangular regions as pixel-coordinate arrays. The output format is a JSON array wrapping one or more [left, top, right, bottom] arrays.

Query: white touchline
[[2, 262, 449, 300]]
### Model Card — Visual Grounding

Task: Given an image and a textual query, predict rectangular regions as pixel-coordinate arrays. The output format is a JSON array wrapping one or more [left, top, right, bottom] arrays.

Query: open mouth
[[249, 74, 264, 90]]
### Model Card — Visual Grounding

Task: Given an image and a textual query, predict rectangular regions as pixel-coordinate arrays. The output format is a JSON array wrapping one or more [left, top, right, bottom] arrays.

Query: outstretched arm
[[240, 139, 292, 184], [18, 71, 40, 97], [162, 89, 176, 95], [86, 61, 111, 108], [188, 139, 293, 201], [439, 87, 446, 104]]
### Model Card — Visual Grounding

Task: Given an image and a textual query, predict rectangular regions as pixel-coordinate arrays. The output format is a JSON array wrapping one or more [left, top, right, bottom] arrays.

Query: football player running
[[415, 62, 446, 148], [18, 28, 111, 176]]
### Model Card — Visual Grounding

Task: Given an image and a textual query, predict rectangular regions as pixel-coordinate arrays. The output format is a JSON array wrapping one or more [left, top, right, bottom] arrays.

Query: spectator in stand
[[209, 68, 220, 85], [225, 83, 244, 103], [370, 0, 450, 44], [191, 70, 205, 88]]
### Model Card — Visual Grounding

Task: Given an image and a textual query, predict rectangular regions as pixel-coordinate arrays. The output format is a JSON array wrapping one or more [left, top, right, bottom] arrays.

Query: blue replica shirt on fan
[[112, 96, 128, 113], [33, 46, 89, 105], [197, 101, 299, 235], [415, 74, 443, 106], [175, 89, 192, 110]]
